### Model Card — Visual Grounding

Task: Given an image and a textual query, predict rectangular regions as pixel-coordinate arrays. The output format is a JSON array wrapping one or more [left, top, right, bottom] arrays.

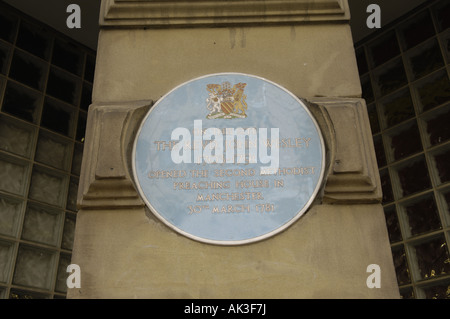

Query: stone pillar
[[68, 0, 400, 298]]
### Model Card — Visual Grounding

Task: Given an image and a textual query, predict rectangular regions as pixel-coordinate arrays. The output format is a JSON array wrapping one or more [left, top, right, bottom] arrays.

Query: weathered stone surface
[[77, 101, 151, 209], [92, 24, 361, 103], [69, 0, 399, 299], [101, 0, 350, 27], [310, 98, 382, 204], [68, 204, 399, 299]]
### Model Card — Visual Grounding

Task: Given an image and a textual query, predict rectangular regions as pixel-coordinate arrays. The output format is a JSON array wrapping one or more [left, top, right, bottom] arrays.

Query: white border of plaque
[[132, 73, 325, 245]]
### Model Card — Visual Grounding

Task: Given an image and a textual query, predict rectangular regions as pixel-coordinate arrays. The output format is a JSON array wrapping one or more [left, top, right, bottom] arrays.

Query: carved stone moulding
[[310, 98, 382, 204], [100, 0, 350, 28], [77, 101, 152, 210]]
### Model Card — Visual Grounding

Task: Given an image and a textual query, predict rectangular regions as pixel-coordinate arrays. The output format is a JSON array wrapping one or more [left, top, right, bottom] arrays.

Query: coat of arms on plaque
[[206, 81, 248, 119]]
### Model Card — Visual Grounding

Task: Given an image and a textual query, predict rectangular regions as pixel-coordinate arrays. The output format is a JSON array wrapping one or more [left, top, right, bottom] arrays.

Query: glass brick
[[380, 168, 394, 204], [0, 42, 11, 75], [9, 50, 47, 91], [55, 254, 71, 293], [433, 0, 450, 32], [2, 81, 42, 123], [13, 245, 56, 290], [429, 146, 450, 185], [40, 98, 76, 137], [441, 30, 450, 64], [21, 204, 63, 247], [35, 130, 72, 171], [28, 165, 67, 208], [0, 114, 36, 158], [0, 195, 24, 237], [367, 103, 379, 134], [84, 54, 96, 83], [16, 21, 52, 60], [0, 240, 14, 283], [80, 82, 92, 111], [422, 104, 450, 147], [401, 194, 442, 237], [399, 10, 435, 50], [379, 88, 415, 129], [71, 143, 84, 176], [67, 177, 79, 212], [441, 189, 450, 226], [367, 31, 400, 68], [76, 111, 87, 143], [393, 155, 431, 198], [46, 67, 81, 106], [414, 70, 450, 113], [373, 58, 408, 97], [420, 281, 450, 299], [61, 213, 76, 251], [399, 287, 415, 299], [385, 120, 422, 162], [373, 135, 386, 168], [406, 38, 445, 81], [410, 235, 450, 280], [0, 154, 30, 196], [361, 75, 374, 104], [0, 287, 6, 299], [355, 47, 368, 75], [52, 38, 83, 76], [0, 10, 18, 43], [9, 289, 50, 299], [384, 205, 402, 243], [392, 245, 411, 286]]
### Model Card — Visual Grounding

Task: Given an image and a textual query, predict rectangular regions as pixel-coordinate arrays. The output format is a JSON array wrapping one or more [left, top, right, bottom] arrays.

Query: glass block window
[[0, 3, 95, 299], [356, 0, 450, 299]]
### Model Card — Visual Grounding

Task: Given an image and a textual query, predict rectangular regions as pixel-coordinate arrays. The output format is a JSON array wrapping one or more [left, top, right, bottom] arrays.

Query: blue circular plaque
[[132, 73, 325, 245]]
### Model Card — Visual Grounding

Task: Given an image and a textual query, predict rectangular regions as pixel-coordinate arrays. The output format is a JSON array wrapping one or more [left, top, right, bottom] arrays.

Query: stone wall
[[68, 0, 400, 299]]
